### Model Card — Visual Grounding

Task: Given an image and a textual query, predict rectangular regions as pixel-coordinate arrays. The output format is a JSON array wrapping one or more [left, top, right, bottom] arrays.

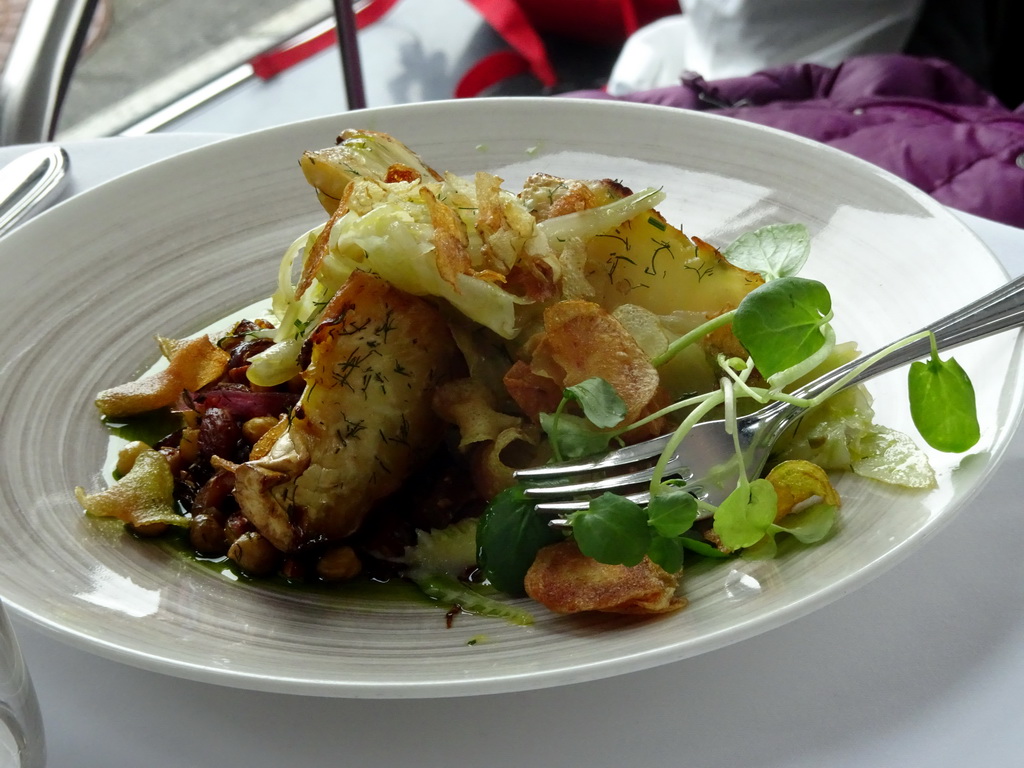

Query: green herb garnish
[[477, 220, 982, 587], [732, 276, 833, 380], [908, 335, 980, 452], [476, 485, 563, 595]]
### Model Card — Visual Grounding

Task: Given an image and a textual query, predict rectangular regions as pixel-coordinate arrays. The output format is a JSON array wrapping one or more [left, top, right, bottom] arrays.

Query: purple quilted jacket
[[568, 55, 1024, 229]]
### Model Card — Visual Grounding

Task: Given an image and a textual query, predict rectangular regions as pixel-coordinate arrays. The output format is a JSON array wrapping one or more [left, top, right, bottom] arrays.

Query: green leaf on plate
[[723, 223, 811, 281], [564, 377, 628, 429], [732, 276, 832, 379], [908, 347, 980, 453], [477, 485, 563, 596], [712, 479, 778, 550], [567, 492, 651, 567]]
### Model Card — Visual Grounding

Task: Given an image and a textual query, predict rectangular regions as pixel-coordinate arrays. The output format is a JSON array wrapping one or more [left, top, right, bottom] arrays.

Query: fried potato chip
[[504, 256, 559, 302], [433, 378, 522, 449], [248, 415, 288, 461], [557, 236, 596, 301], [421, 186, 472, 290], [74, 447, 188, 529], [475, 171, 530, 274], [502, 359, 563, 423], [702, 306, 754, 362], [474, 269, 507, 285], [525, 540, 685, 615], [539, 300, 661, 424], [95, 334, 230, 418], [475, 171, 504, 241], [471, 423, 542, 500], [113, 439, 150, 477]]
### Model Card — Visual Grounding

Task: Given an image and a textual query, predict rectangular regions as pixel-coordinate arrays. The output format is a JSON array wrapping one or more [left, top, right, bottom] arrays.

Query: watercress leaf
[[712, 478, 779, 550], [742, 502, 838, 560], [647, 486, 699, 538], [565, 377, 628, 428], [908, 354, 980, 453], [647, 535, 685, 574], [723, 223, 811, 281], [732, 276, 832, 379], [771, 503, 837, 544], [477, 485, 563, 596], [539, 412, 614, 460], [567, 492, 651, 566]]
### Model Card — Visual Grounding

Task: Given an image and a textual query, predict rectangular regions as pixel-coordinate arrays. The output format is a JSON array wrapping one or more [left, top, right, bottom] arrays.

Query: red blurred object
[[507, 0, 678, 44], [453, 50, 534, 98], [250, 0, 400, 81], [249, 0, 679, 98], [458, 0, 677, 96]]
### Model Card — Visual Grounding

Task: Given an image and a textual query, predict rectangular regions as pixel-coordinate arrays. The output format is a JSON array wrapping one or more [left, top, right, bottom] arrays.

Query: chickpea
[[190, 513, 228, 557], [242, 416, 280, 444], [191, 470, 235, 514], [227, 531, 280, 576], [315, 546, 362, 582]]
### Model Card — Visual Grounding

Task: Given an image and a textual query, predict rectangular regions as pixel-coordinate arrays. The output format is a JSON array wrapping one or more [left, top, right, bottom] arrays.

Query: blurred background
[[59, 0, 332, 136], [1, 0, 1020, 145], [46, 0, 622, 140]]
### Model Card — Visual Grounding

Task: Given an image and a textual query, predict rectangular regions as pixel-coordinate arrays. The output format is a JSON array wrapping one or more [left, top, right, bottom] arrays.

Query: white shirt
[[608, 0, 926, 94]]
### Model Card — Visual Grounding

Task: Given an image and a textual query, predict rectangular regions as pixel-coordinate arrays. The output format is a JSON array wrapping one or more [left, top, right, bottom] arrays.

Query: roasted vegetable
[[299, 128, 441, 213]]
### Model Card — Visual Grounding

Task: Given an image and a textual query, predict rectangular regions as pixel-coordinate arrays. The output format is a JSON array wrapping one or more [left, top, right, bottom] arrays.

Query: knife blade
[[0, 145, 69, 238]]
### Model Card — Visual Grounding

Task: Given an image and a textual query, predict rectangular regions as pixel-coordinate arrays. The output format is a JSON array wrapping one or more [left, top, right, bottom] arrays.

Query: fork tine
[[513, 433, 672, 480], [536, 482, 710, 519], [539, 489, 653, 519], [522, 461, 691, 499]]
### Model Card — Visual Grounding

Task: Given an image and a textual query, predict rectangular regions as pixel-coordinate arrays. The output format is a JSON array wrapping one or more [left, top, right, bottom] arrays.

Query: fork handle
[[788, 270, 1024, 404]]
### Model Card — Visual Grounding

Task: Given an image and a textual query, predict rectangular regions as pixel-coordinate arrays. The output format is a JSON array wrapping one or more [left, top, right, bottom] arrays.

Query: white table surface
[[4, 134, 1024, 768]]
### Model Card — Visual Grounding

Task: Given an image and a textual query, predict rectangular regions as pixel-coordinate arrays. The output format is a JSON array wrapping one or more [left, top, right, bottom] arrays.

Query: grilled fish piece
[[234, 271, 456, 552]]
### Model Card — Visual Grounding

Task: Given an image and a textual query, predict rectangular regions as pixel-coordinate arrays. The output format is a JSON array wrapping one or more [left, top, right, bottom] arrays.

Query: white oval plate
[[0, 99, 1019, 698]]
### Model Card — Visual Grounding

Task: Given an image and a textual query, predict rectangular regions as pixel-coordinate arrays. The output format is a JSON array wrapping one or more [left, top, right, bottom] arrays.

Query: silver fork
[[515, 271, 1024, 521]]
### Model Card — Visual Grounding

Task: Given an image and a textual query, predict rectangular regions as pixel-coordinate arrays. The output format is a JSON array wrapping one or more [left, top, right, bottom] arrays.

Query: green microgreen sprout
[[539, 411, 616, 462], [711, 478, 778, 550], [567, 493, 652, 567]]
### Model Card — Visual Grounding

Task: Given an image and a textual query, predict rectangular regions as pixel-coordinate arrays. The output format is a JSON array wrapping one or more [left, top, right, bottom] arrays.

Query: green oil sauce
[[104, 409, 184, 447], [152, 531, 435, 606]]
